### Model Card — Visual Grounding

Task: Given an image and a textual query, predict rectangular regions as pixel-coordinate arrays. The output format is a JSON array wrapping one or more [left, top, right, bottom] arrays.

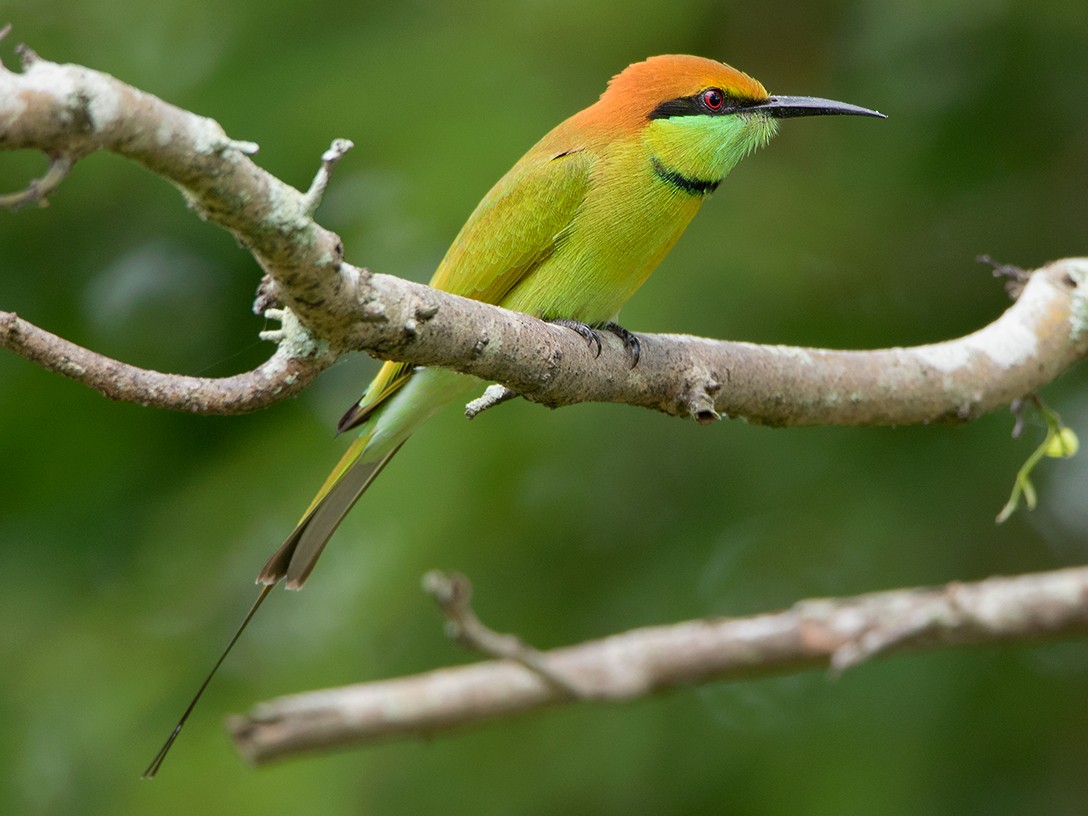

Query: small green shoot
[[996, 399, 1079, 523]]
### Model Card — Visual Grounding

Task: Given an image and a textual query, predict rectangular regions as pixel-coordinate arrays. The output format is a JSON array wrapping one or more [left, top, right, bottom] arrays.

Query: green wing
[[277, 144, 596, 585], [339, 147, 591, 433], [429, 147, 592, 303]]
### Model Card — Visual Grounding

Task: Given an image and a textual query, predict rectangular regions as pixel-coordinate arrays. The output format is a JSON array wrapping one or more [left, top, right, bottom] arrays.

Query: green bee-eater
[[145, 54, 884, 776]]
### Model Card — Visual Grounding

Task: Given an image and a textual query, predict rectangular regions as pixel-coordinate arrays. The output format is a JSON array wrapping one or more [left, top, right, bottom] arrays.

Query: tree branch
[[0, 309, 330, 413], [2, 50, 1086, 425], [227, 565, 1088, 765], [318, 257, 1088, 426]]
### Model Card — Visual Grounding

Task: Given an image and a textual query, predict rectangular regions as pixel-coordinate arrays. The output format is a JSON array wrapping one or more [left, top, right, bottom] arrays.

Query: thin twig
[[465, 384, 519, 419], [302, 138, 354, 216], [0, 152, 73, 209], [422, 571, 583, 697]]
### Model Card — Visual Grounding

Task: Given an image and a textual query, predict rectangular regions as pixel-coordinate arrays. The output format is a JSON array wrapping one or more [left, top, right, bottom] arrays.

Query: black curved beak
[[752, 95, 887, 119]]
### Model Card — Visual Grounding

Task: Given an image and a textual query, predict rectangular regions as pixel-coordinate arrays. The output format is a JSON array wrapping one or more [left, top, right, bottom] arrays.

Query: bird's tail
[[143, 431, 405, 778], [142, 582, 275, 778], [256, 433, 405, 589], [143, 365, 476, 777], [257, 357, 424, 589]]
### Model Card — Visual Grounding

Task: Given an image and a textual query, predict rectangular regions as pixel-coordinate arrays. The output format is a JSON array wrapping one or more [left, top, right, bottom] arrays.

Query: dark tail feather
[[143, 441, 404, 777], [142, 583, 274, 779], [337, 363, 414, 434], [257, 442, 405, 590], [336, 400, 370, 435]]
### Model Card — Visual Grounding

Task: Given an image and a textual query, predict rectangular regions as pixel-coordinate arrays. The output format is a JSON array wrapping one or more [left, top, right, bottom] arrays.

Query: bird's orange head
[[587, 55, 769, 134], [564, 54, 884, 197]]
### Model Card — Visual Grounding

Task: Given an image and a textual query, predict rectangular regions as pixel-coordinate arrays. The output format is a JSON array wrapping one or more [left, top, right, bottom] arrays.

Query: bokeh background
[[2, 1, 1087, 814]]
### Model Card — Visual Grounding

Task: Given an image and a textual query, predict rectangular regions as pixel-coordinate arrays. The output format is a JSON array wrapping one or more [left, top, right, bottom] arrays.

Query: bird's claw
[[600, 321, 641, 368], [547, 318, 603, 357], [546, 318, 641, 368]]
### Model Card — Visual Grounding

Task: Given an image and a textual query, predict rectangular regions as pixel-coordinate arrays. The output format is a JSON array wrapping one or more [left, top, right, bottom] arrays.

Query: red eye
[[702, 88, 724, 111]]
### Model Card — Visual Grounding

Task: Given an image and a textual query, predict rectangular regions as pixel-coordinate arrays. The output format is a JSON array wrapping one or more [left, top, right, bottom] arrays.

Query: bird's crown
[[593, 54, 769, 130]]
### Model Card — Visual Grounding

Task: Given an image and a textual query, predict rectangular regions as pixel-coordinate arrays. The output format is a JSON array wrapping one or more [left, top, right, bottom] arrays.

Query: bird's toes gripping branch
[[545, 318, 642, 368], [599, 321, 642, 368]]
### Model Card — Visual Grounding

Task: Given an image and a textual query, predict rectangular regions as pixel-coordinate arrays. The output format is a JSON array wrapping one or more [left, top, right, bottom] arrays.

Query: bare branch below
[[228, 565, 1088, 765]]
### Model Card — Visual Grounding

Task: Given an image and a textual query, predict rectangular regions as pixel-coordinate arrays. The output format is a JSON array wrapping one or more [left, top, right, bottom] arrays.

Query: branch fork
[[423, 571, 585, 698]]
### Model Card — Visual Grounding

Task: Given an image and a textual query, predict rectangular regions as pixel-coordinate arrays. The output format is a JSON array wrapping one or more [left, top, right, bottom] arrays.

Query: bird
[[143, 54, 884, 776]]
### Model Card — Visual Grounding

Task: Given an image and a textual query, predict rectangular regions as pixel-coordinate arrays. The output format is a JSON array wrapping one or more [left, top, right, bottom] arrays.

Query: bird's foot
[[545, 318, 641, 368], [547, 318, 603, 357], [600, 321, 641, 368]]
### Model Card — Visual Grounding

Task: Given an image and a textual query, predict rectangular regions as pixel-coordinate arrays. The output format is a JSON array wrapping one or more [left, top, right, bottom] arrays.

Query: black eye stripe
[[647, 90, 761, 120]]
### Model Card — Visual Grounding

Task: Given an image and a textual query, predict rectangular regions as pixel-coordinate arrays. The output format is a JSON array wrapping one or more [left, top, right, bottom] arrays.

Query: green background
[[2, 1, 1087, 813]]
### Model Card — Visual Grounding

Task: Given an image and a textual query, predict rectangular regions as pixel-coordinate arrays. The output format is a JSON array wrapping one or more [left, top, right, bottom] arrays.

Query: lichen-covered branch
[[2, 49, 1086, 426], [227, 565, 1088, 765], [0, 45, 357, 340]]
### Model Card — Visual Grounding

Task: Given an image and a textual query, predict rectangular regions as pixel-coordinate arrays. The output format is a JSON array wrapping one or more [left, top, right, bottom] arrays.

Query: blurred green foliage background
[[2, 1, 1087, 813]]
